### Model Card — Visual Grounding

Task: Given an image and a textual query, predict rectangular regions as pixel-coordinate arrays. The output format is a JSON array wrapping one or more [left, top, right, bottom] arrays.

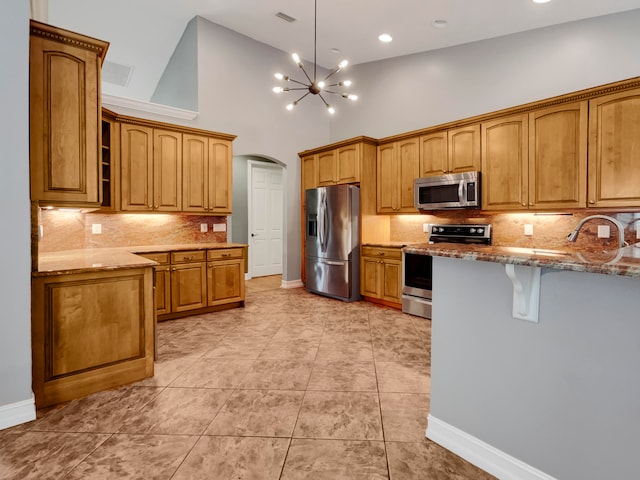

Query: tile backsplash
[[390, 210, 640, 252], [38, 210, 228, 253]]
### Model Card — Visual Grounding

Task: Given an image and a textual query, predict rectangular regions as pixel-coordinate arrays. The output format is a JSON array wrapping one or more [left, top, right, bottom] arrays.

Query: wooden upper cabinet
[[317, 150, 337, 186], [153, 129, 182, 211], [208, 139, 233, 214], [336, 143, 361, 184], [29, 21, 108, 207], [481, 114, 529, 210], [449, 125, 481, 173], [120, 124, 154, 211], [377, 137, 419, 213], [588, 88, 640, 208], [182, 134, 209, 212], [419, 125, 480, 177], [529, 101, 587, 209], [301, 155, 318, 195]]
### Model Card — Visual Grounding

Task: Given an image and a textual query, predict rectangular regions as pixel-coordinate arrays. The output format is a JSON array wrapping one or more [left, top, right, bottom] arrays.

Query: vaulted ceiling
[[49, 0, 640, 101]]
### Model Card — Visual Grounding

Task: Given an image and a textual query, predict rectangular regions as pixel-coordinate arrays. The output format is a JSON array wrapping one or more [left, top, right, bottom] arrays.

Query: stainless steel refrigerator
[[305, 185, 361, 302]]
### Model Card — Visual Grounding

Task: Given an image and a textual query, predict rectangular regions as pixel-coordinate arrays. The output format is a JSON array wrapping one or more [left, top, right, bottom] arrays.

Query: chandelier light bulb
[[327, 105, 335, 115], [339, 60, 348, 69], [292, 53, 302, 66], [348, 94, 358, 101], [273, 86, 283, 93], [286, 102, 295, 111], [340, 80, 352, 87], [274, 73, 284, 80], [318, 81, 325, 88]]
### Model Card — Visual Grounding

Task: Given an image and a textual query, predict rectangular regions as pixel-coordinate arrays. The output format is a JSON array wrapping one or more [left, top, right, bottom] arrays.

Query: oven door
[[402, 252, 433, 319]]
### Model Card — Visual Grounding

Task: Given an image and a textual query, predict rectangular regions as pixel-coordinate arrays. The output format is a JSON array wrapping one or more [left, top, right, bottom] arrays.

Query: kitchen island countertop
[[403, 242, 640, 278]]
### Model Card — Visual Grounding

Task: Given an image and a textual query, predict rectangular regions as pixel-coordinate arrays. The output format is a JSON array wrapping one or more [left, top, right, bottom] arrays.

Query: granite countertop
[[403, 242, 640, 278], [35, 243, 248, 276]]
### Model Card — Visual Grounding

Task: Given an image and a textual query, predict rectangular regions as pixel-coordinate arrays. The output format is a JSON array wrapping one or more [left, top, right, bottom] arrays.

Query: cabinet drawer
[[208, 248, 244, 261], [362, 246, 402, 260], [139, 252, 170, 265], [171, 250, 206, 264]]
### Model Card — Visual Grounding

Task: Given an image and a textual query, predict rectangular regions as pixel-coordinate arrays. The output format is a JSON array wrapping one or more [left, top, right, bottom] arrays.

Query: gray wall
[[0, 1, 34, 419], [431, 256, 640, 479], [330, 9, 640, 142], [151, 16, 198, 111]]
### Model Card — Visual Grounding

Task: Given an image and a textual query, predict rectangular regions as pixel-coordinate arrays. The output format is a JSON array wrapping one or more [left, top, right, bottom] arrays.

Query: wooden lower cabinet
[[360, 246, 402, 308], [207, 248, 245, 306], [140, 246, 246, 320], [31, 267, 155, 408]]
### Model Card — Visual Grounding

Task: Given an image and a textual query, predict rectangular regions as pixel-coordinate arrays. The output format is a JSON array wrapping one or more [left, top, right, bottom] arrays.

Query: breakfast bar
[[404, 242, 640, 480]]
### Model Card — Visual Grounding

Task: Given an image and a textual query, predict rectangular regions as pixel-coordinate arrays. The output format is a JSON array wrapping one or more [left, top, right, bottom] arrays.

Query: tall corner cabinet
[[29, 20, 109, 208]]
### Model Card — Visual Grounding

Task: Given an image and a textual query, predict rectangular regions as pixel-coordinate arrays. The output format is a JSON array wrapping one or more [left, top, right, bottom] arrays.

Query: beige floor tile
[[202, 335, 270, 359], [0, 431, 109, 480], [294, 391, 383, 440], [64, 434, 197, 479], [280, 439, 388, 480], [376, 360, 431, 394], [258, 339, 320, 361], [372, 336, 431, 364], [205, 389, 304, 437], [170, 358, 255, 388], [119, 387, 231, 435], [238, 359, 313, 390], [315, 339, 374, 362], [307, 361, 378, 392], [23, 386, 161, 433], [386, 440, 497, 480], [172, 436, 289, 480], [379, 392, 430, 442], [134, 354, 202, 387]]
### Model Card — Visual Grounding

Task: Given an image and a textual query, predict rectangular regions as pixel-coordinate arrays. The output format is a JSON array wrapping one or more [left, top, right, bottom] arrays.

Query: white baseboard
[[426, 415, 557, 480], [281, 279, 304, 289], [0, 395, 36, 431]]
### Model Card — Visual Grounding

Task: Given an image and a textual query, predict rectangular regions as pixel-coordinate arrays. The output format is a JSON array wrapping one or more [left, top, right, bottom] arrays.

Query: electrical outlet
[[213, 223, 226, 232], [524, 224, 534, 236], [200, 223, 208, 233], [91, 224, 102, 234], [597, 225, 610, 238], [423, 223, 430, 233]]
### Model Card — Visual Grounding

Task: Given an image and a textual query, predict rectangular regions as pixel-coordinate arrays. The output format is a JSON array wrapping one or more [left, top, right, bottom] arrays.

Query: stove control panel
[[429, 224, 492, 244]]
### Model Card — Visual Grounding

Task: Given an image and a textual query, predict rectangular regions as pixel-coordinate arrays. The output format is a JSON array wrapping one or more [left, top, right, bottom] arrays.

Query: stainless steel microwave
[[414, 171, 480, 210]]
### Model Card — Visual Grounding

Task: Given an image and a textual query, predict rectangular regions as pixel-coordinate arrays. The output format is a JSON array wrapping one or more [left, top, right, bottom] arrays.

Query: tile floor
[[0, 277, 495, 479]]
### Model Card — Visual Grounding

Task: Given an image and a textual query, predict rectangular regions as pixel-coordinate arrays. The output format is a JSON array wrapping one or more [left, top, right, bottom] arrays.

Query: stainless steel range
[[402, 224, 492, 318]]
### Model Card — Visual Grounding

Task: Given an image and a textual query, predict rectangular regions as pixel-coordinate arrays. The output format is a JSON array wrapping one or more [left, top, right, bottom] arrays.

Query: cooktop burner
[[428, 223, 492, 245]]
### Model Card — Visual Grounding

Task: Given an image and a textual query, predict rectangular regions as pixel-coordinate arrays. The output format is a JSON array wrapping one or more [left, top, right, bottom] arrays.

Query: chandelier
[[272, 0, 357, 115]]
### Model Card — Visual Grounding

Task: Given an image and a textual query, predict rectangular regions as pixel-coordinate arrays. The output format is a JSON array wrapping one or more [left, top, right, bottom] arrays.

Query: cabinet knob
[[154, 205, 159, 209], [529, 202, 534, 206], [222, 253, 230, 257], [184, 256, 192, 260], [172, 268, 176, 271], [522, 202, 526, 207], [589, 200, 595, 204]]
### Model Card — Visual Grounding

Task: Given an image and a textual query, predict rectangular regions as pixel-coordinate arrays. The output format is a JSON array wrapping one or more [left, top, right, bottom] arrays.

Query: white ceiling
[[48, 0, 640, 102]]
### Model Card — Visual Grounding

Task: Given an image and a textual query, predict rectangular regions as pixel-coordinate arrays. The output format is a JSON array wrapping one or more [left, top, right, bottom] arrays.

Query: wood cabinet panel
[[31, 267, 154, 408], [317, 150, 337, 186], [529, 102, 587, 209], [398, 138, 420, 211], [381, 259, 402, 303], [182, 134, 209, 212], [376, 143, 397, 212], [153, 129, 182, 211], [120, 124, 154, 211], [301, 155, 318, 193], [209, 139, 233, 213], [207, 260, 245, 306], [419, 132, 447, 177], [481, 115, 529, 210], [29, 21, 107, 207], [336, 144, 360, 184], [154, 265, 171, 316], [449, 124, 481, 173], [588, 89, 640, 207], [170, 262, 207, 312]]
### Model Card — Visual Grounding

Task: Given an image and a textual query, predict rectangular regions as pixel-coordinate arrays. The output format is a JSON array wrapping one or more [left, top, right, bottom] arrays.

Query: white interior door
[[249, 162, 283, 277]]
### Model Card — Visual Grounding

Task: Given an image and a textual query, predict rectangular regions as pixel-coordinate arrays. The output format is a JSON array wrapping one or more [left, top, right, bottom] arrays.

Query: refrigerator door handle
[[323, 260, 345, 266], [319, 190, 329, 253]]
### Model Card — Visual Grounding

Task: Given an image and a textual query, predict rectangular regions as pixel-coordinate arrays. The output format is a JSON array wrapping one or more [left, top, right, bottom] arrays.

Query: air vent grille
[[102, 61, 134, 87], [276, 11, 296, 23]]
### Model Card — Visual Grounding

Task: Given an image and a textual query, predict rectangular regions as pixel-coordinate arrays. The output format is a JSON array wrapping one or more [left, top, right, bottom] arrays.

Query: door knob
[[251, 233, 256, 237]]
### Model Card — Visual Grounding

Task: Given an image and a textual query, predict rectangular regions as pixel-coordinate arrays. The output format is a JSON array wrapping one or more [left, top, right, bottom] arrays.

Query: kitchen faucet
[[567, 215, 627, 249]]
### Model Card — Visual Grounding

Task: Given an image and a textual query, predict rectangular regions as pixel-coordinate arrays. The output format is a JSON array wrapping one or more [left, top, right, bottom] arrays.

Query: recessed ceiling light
[[532, 0, 551, 3], [378, 33, 392, 43], [432, 19, 448, 29]]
